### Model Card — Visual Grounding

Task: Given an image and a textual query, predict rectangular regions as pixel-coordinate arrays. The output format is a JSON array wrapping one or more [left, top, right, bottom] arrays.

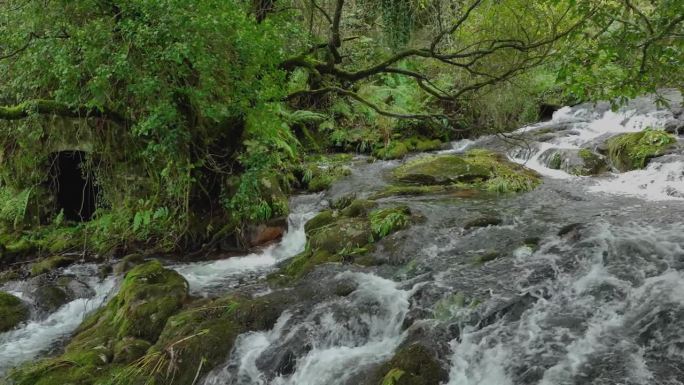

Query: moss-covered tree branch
[[0, 100, 127, 125]]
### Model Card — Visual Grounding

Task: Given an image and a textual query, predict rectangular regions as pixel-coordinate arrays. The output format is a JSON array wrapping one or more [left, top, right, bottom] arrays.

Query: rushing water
[[172, 193, 322, 295], [0, 264, 116, 374], [1, 92, 682, 384]]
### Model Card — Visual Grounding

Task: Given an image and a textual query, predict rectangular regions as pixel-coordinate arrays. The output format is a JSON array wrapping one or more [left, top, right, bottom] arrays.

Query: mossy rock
[[109, 260, 189, 341], [373, 137, 444, 160], [340, 199, 377, 218], [309, 217, 372, 254], [540, 148, 608, 176], [0, 291, 29, 332], [304, 210, 336, 235], [391, 149, 540, 193], [463, 215, 502, 230], [299, 154, 353, 192], [137, 292, 293, 385], [30, 255, 75, 277], [9, 260, 188, 385], [607, 129, 676, 171], [375, 344, 447, 385], [276, 202, 411, 283], [393, 155, 489, 185]]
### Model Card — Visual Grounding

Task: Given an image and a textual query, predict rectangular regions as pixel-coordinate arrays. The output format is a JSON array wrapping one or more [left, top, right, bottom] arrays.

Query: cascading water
[[2, 92, 682, 385], [0, 264, 116, 375], [203, 272, 416, 385], [171, 193, 322, 295]]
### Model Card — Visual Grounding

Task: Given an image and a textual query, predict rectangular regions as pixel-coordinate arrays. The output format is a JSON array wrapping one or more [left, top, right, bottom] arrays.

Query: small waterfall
[[202, 272, 416, 385], [173, 194, 321, 294], [0, 265, 116, 375]]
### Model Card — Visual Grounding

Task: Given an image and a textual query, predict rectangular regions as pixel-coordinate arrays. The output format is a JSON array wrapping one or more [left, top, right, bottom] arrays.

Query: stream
[[1, 91, 683, 384]]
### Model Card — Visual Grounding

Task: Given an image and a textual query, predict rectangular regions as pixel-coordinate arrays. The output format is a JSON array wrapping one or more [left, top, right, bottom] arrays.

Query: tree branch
[[0, 100, 128, 125]]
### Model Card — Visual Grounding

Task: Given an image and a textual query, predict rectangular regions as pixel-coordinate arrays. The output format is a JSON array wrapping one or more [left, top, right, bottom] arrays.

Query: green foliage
[[369, 206, 411, 238], [0, 187, 32, 228], [556, 0, 683, 103], [607, 129, 676, 171]]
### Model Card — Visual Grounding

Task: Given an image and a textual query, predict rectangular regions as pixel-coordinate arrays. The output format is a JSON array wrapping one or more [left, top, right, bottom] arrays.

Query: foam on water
[[445, 221, 684, 384], [588, 160, 684, 200], [503, 94, 683, 200], [0, 265, 116, 375], [203, 272, 416, 385]]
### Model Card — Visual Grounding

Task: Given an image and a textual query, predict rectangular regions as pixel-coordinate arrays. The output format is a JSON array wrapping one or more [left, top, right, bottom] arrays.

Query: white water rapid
[[0, 265, 116, 375]]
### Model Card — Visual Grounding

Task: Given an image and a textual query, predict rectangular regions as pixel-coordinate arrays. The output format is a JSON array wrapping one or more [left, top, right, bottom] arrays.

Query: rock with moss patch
[[374, 344, 447, 385], [607, 129, 676, 171], [0, 291, 29, 332], [373, 137, 444, 160], [29, 255, 75, 276], [539, 148, 608, 175], [140, 292, 293, 385], [463, 215, 502, 230], [391, 149, 541, 193], [299, 154, 353, 192], [274, 201, 411, 283], [9, 260, 188, 385]]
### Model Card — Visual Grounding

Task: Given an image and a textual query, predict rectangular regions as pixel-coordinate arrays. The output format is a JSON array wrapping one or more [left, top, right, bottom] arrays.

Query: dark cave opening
[[49, 151, 99, 222]]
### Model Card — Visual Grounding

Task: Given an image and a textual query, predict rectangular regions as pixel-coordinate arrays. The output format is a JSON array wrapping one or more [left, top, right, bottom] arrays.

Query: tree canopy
[[0, 0, 680, 253]]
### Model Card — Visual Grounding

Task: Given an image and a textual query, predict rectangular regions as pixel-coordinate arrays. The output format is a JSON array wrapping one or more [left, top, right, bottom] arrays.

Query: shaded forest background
[[0, 0, 681, 259]]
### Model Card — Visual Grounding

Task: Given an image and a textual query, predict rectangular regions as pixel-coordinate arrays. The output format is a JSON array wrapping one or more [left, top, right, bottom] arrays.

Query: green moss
[[340, 199, 377, 217], [374, 344, 447, 385], [304, 210, 336, 235], [373, 137, 444, 160], [276, 203, 412, 283], [299, 154, 353, 192], [463, 149, 541, 193], [607, 129, 676, 171], [110, 260, 189, 341], [9, 260, 189, 385], [0, 291, 29, 332], [391, 149, 540, 193], [369, 206, 411, 238], [30, 255, 75, 276]]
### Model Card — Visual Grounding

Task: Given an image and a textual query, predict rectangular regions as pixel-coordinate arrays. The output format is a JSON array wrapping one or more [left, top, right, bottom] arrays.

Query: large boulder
[[0, 291, 29, 332]]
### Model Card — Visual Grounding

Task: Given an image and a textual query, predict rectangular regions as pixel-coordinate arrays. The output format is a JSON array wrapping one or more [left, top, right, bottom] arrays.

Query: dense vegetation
[[0, 0, 681, 259]]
